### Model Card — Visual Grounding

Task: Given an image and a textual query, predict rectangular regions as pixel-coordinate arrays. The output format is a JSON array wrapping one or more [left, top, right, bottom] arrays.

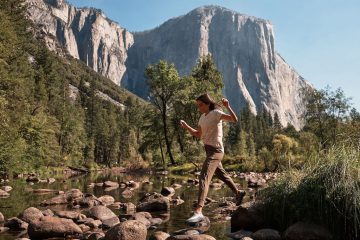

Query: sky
[[67, 0, 360, 110]]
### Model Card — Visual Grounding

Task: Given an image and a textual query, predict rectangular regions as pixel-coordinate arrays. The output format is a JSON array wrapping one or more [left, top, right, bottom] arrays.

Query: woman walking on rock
[[180, 93, 245, 223]]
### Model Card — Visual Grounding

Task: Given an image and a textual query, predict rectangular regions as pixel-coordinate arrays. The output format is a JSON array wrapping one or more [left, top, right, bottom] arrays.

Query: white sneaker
[[186, 212, 205, 223]]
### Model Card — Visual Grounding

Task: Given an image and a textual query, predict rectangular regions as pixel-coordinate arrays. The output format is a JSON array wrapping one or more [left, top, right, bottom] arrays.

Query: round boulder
[[18, 207, 44, 223], [284, 222, 332, 240], [105, 220, 147, 240]]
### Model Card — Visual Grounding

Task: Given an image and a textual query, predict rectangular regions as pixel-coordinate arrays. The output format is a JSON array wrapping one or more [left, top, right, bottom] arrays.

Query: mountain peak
[[189, 5, 269, 23], [27, 0, 309, 129]]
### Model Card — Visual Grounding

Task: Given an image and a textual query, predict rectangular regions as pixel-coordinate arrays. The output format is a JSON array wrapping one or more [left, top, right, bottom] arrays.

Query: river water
[[0, 171, 248, 239]]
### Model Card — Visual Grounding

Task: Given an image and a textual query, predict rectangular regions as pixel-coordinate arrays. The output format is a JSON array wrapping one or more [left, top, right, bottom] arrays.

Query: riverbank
[[1, 145, 357, 240]]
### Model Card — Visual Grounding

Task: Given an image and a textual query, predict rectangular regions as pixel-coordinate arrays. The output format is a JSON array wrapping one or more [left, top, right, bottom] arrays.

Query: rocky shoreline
[[0, 171, 332, 240]]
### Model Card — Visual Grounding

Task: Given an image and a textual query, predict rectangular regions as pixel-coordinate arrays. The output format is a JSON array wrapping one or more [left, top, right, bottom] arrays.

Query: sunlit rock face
[[27, 0, 134, 85], [27, 2, 311, 129]]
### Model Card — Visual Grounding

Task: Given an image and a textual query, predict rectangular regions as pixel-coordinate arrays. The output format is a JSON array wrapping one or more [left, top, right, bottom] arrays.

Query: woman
[[180, 93, 245, 223]]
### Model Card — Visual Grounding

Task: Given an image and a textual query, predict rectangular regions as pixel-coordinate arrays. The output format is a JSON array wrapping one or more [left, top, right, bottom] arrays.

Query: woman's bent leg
[[197, 149, 223, 208], [215, 162, 238, 194]]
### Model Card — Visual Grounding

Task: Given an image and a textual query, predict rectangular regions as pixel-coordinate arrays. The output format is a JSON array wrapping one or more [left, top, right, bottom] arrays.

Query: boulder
[[186, 216, 210, 232], [150, 231, 171, 240], [76, 194, 102, 208], [161, 187, 175, 197], [27, 216, 82, 238], [137, 193, 170, 212], [283, 222, 332, 240], [65, 189, 83, 201], [231, 202, 264, 232], [86, 205, 117, 221], [47, 178, 56, 184], [251, 229, 281, 240], [98, 195, 115, 206], [0, 189, 10, 197], [226, 229, 253, 239], [4, 217, 28, 230], [102, 217, 120, 229], [1, 186, 12, 192], [171, 197, 185, 206], [131, 212, 152, 228], [105, 220, 147, 240], [18, 207, 44, 223]]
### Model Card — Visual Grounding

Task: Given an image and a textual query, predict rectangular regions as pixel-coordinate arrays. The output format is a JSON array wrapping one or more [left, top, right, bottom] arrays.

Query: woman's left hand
[[221, 98, 230, 108]]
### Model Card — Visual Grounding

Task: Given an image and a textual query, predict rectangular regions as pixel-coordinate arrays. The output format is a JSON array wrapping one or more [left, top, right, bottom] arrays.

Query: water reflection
[[0, 171, 246, 239]]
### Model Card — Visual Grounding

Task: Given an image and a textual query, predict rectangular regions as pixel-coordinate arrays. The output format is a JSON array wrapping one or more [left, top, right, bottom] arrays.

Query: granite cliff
[[26, 0, 311, 128]]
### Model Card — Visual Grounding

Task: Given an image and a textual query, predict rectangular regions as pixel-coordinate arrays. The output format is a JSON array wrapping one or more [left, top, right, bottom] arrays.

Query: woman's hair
[[196, 93, 217, 111]]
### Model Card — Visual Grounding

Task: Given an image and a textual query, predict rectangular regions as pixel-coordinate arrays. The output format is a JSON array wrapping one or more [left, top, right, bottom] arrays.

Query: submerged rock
[[103, 181, 119, 188], [122, 188, 134, 198], [169, 234, 216, 240], [40, 194, 67, 206]]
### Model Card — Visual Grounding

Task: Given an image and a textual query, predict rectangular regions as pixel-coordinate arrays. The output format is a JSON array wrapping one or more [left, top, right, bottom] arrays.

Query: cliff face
[[27, 1, 311, 129], [124, 6, 311, 128], [26, 0, 134, 85]]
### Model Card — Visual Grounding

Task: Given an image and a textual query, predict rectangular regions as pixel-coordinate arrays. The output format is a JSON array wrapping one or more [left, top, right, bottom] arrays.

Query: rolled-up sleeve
[[214, 109, 225, 121]]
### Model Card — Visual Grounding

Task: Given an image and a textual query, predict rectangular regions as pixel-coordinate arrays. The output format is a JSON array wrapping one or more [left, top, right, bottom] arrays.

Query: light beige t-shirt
[[198, 109, 225, 152]]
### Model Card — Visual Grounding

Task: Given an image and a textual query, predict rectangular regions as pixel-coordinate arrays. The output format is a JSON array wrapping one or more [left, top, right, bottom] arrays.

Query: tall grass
[[258, 144, 360, 239]]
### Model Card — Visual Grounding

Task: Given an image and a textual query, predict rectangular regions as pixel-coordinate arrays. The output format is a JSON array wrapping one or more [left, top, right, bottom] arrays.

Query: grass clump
[[259, 144, 360, 239]]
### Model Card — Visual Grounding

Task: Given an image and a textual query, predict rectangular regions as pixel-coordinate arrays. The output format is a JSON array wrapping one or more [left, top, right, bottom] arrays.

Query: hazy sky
[[67, 0, 360, 109]]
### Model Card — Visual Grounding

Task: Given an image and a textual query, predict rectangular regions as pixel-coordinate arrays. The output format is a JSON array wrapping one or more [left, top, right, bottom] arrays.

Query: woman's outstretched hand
[[180, 120, 187, 129], [221, 98, 230, 108]]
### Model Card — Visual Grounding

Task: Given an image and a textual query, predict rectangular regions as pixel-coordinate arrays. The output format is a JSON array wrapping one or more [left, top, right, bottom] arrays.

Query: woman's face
[[196, 100, 209, 113]]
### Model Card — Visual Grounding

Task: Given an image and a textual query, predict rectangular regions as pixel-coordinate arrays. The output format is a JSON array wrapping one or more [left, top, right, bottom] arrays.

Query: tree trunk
[[158, 133, 165, 168], [176, 129, 184, 153], [162, 106, 175, 165]]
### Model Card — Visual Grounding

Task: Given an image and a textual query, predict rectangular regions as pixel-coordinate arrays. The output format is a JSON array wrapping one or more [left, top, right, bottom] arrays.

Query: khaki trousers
[[197, 144, 238, 208]]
